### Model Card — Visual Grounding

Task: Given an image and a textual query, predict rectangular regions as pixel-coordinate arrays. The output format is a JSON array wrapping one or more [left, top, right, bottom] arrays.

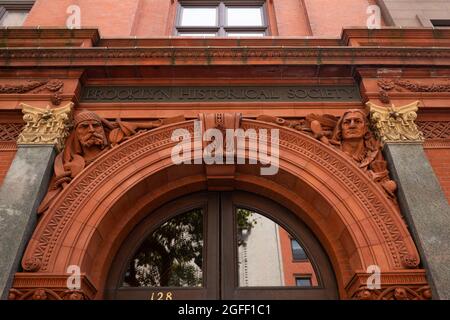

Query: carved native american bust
[[38, 110, 185, 214], [257, 109, 397, 199]]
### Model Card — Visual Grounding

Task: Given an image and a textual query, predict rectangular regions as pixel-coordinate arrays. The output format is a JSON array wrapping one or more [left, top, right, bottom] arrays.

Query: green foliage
[[124, 208, 256, 287]]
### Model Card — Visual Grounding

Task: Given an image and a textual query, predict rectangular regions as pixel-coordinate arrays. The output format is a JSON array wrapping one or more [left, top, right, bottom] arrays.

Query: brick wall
[[25, 0, 384, 37], [0, 146, 17, 186], [424, 148, 450, 204]]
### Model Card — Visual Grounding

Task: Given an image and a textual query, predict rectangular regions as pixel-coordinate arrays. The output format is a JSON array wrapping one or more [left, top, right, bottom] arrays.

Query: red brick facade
[[1, 0, 448, 300], [425, 148, 450, 203], [0, 147, 16, 186]]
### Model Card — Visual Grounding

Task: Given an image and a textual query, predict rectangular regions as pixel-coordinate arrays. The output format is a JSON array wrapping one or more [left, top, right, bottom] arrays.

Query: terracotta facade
[[0, 0, 449, 300]]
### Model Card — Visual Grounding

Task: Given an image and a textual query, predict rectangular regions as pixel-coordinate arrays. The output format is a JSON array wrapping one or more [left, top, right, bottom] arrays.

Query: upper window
[[295, 276, 312, 287], [176, 1, 267, 37], [0, 1, 34, 27], [431, 19, 450, 28]]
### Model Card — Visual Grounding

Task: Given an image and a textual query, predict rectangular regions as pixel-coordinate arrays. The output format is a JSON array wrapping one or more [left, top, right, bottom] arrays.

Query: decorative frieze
[[378, 79, 450, 93], [347, 270, 431, 300], [366, 101, 424, 143], [1, 47, 450, 67], [9, 273, 96, 300], [0, 79, 64, 105], [17, 103, 74, 152]]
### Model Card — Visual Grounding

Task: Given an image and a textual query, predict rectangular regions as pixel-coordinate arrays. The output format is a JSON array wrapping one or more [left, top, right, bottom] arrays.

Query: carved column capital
[[17, 102, 73, 152], [366, 101, 424, 143]]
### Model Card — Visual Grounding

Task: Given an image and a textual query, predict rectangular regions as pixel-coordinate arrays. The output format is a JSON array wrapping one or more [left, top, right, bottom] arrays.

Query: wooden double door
[[106, 191, 338, 300]]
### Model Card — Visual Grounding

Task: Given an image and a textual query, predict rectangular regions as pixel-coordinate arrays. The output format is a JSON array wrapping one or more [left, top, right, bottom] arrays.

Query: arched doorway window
[[106, 192, 338, 299]]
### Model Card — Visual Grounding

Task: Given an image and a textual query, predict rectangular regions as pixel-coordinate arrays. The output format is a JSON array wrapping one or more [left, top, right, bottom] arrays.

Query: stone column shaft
[[368, 101, 450, 300], [384, 143, 450, 300], [0, 103, 72, 300], [0, 146, 56, 299]]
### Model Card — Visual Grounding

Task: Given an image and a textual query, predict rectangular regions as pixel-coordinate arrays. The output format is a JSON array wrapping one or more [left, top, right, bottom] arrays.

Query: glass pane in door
[[123, 209, 204, 287], [236, 209, 319, 287]]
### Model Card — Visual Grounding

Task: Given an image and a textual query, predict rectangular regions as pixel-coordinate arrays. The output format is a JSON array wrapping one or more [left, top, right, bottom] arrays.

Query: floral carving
[[367, 101, 424, 143], [0, 79, 64, 105], [378, 79, 450, 93], [353, 286, 432, 300], [22, 257, 42, 272], [401, 254, 420, 269], [17, 103, 73, 152], [8, 288, 90, 300]]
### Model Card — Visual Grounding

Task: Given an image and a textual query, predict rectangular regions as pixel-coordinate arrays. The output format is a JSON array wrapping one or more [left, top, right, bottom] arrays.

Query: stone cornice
[[341, 27, 450, 46], [0, 46, 449, 67], [0, 27, 100, 43], [2, 27, 450, 48]]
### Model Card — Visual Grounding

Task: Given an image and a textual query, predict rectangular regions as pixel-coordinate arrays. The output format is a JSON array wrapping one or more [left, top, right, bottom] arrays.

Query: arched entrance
[[12, 117, 428, 300], [106, 191, 338, 300]]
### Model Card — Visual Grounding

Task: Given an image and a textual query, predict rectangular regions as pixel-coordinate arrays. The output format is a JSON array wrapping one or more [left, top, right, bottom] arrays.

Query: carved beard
[[79, 132, 105, 148]]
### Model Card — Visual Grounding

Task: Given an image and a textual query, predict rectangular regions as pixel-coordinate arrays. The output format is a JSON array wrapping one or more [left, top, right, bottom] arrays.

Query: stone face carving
[[257, 110, 397, 199], [366, 101, 424, 143], [37, 110, 185, 215], [17, 103, 73, 152]]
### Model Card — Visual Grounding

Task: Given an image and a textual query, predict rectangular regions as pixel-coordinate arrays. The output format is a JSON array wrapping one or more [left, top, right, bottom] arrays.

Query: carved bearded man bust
[[37, 110, 185, 215], [71, 111, 109, 165], [37, 111, 110, 214]]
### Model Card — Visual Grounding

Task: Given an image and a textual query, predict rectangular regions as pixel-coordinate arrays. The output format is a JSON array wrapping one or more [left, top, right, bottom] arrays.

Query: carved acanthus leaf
[[366, 101, 424, 143], [17, 102, 74, 152]]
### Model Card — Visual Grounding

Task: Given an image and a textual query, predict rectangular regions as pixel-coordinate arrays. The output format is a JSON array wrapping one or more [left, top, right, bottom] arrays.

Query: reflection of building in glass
[[238, 211, 317, 287]]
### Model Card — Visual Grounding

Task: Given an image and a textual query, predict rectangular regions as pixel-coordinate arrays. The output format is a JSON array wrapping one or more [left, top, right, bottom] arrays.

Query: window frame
[[430, 19, 450, 28], [294, 275, 313, 288], [175, 0, 268, 37], [0, 0, 35, 27]]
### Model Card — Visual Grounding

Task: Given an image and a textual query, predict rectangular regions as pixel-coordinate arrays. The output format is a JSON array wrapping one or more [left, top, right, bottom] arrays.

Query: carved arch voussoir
[[22, 119, 418, 274]]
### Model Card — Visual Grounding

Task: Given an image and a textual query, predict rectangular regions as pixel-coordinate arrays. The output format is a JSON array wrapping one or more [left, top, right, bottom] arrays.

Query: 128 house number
[[149, 292, 173, 300]]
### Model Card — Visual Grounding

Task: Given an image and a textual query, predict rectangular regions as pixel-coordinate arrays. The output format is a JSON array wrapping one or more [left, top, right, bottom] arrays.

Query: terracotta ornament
[[367, 101, 424, 143], [257, 110, 397, 199], [17, 103, 73, 152], [37, 110, 185, 214]]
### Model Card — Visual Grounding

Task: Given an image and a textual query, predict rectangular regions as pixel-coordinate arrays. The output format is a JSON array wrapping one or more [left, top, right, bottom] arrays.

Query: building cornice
[[0, 46, 449, 67]]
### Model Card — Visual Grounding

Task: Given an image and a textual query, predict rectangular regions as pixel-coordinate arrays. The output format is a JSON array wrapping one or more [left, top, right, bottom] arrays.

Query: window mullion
[[218, 2, 225, 36]]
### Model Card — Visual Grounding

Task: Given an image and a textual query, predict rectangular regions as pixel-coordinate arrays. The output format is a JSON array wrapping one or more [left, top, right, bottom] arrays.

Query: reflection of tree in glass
[[123, 209, 204, 287], [236, 208, 257, 246]]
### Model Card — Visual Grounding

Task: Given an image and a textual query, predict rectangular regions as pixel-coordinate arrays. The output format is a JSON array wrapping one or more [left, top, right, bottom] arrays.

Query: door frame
[[105, 191, 338, 300]]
